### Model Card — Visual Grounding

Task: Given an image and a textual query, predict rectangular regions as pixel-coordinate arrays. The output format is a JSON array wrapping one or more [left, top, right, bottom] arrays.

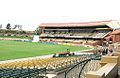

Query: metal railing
[[64, 54, 101, 78]]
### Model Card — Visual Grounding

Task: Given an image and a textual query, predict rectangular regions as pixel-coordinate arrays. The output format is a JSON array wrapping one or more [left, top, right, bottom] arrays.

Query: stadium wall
[[112, 35, 120, 43], [86, 44, 120, 78], [86, 56, 118, 78]]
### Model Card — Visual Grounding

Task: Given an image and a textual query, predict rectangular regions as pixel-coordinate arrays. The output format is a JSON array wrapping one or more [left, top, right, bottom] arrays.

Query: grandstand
[[39, 20, 120, 46]]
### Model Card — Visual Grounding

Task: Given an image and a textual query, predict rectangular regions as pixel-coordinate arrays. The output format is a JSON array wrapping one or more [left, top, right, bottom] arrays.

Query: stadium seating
[[0, 54, 102, 78], [0, 68, 46, 78], [0, 56, 87, 71], [40, 29, 110, 39]]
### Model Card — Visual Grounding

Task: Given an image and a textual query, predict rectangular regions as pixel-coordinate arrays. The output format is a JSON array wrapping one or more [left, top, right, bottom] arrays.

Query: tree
[[0, 24, 2, 29], [13, 25, 17, 29], [13, 25, 22, 30], [17, 25, 22, 30], [6, 23, 11, 30], [35, 27, 42, 35]]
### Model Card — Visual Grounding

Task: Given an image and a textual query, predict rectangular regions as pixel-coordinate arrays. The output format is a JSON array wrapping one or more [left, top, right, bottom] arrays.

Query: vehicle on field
[[53, 52, 75, 57]]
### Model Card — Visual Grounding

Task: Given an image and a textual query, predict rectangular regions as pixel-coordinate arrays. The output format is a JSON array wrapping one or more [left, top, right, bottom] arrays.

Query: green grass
[[0, 40, 91, 60], [0, 36, 32, 39]]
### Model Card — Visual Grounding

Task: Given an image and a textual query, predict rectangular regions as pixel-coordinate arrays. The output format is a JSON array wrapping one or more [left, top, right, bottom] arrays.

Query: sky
[[0, 0, 120, 31]]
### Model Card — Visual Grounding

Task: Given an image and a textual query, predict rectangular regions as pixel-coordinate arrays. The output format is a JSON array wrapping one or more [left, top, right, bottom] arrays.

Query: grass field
[[0, 40, 91, 60], [0, 36, 32, 39]]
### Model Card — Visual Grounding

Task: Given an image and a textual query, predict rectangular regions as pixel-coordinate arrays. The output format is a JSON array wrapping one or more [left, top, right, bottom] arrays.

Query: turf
[[0, 40, 91, 60], [0, 36, 32, 39]]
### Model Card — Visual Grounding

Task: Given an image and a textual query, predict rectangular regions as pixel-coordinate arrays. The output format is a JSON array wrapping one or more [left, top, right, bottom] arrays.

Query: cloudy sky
[[0, 0, 120, 31]]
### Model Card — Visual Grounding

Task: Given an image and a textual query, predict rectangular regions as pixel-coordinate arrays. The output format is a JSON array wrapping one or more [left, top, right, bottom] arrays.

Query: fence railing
[[64, 54, 101, 78]]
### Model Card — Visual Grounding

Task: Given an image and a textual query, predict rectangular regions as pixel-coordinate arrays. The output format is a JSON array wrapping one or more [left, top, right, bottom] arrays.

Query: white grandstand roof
[[40, 20, 120, 30], [106, 20, 120, 29], [40, 20, 112, 27]]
